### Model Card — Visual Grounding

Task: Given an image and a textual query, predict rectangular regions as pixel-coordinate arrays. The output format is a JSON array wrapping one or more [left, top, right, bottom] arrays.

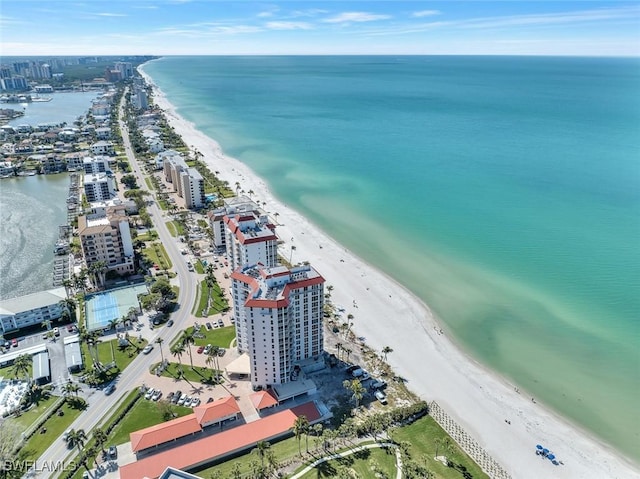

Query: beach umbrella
[[547, 454, 555, 460], [536, 445, 543, 450]]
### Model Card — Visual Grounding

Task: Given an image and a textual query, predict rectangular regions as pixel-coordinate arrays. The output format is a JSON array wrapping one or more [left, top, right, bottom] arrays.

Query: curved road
[[33, 89, 198, 478]]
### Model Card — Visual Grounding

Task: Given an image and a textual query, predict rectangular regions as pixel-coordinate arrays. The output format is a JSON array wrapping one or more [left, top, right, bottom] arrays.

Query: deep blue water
[[142, 56, 640, 459]]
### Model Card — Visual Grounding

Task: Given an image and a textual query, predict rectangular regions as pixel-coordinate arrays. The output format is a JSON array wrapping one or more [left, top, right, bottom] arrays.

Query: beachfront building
[[0, 288, 67, 334], [231, 263, 325, 389], [207, 196, 265, 252], [224, 211, 278, 271], [77, 205, 135, 276], [163, 156, 205, 209], [83, 172, 115, 202], [154, 149, 182, 171], [64, 152, 86, 171]]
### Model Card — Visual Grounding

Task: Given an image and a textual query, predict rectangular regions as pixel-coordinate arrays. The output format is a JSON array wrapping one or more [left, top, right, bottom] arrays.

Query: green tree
[[92, 427, 108, 457], [12, 354, 32, 382], [342, 379, 365, 408], [155, 337, 165, 363], [382, 346, 394, 362], [292, 415, 309, 456], [253, 440, 270, 474], [65, 429, 89, 471]]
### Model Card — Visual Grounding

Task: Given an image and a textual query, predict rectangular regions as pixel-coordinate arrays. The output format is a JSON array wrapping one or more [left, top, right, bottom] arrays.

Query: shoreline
[[139, 63, 639, 479]]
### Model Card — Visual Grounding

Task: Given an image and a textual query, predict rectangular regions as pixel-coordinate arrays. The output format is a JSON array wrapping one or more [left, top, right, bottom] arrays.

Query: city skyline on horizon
[[1, 1, 639, 57]]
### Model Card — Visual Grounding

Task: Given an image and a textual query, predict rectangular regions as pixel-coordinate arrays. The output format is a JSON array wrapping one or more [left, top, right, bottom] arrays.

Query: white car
[[144, 388, 156, 400], [203, 344, 212, 355], [142, 344, 154, 355], [151, 390, 162, 401], [178, 394, 188, 406], [190, 397, 201, 408], [374, 390, 388, 404]]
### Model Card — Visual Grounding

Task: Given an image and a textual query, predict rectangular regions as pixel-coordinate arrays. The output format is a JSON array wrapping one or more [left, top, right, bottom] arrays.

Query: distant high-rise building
[[207, 196, 265, 252], [224, 211, 278, 271], [163, 156, 205, 209], [114, 61, 134, 79]]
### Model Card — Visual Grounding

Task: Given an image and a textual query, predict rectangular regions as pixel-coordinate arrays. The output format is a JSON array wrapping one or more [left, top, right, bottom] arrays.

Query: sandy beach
[[139, 66, 639, 479]]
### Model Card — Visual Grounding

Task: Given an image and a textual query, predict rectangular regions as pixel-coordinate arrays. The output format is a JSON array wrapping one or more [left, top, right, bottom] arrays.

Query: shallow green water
[[143, 56, 640, 459]]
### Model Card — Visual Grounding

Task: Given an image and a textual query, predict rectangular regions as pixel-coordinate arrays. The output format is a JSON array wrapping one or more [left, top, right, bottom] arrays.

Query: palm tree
[[247, 189, 254, 198], [289, 245, 296, 264], [65, 429, 89, 471], [93, 427, 108, 457], [382, 346, 394, 362], [335, 342, 343, 360], [342, 379, 365, 408], [182, 332, 195, 369], [253, 440, 270, 473], [62, 278, 74, 298], [171, 342, 186, 377], [274, 212, 279, 224], [41, 319, 53, 331], [58, 297, 77, 322], [312, 423, 324, 451], [155, 337, 165, 363], [205, 346, 220, 381], [292, 415, 309, 457], [12, 354, 32, 382], [434, 437, 452, 460], [62, 381, 81, 397], [343, 347, 352, 362]]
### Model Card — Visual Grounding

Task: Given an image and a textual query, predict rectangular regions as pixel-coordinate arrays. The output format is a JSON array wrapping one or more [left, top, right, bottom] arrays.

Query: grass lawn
[[136, 230, 158, 241], [194, 280, 209, 317], [142, 242, 173, 269], [144, 177, 154, 190], [153, 361, 220, 385], [0, 362, 33, 381], [193, 280, 228, 317], [108, 396, 193, 445], [176, 325, 236, 348], [19, 399, 86, 461], [300, 446, 397, 478], [193, 435, 300, 478], [194, 260, 205, 274], [392, 416, 489, 479], [10, 395, 57, 430], [80, 337, 148, 382], [165, 220, 186, 237]]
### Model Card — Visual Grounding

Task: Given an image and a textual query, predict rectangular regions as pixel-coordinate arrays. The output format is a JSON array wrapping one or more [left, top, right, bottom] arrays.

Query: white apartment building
[[231, 263, 325, 389], [83, 156, 110, 175], [180, 168, 205, 209], [155, 149, 182, 171], [90, 141, 115, 156], [163, 157, 205, 209], [0, 288, 67, 334], [78, 205, 135, 275], [84, 172, 115, 202], [207, 196, 264, 251], [224, 212, 278, 271]]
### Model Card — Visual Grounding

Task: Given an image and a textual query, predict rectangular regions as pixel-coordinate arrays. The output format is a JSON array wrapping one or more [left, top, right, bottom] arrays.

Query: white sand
[[139, 66, 639, 479]]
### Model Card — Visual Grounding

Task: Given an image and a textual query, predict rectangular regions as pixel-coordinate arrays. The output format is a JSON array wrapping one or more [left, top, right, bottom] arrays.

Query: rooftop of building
[[120, 402, 321, 479], [0, 287, 67, 316], [193, 396, 240, 425], [130, 414, 202, 453]]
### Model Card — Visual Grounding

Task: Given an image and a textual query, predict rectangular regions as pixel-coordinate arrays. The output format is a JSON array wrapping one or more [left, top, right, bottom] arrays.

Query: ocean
[[142, 56, 640, 460]]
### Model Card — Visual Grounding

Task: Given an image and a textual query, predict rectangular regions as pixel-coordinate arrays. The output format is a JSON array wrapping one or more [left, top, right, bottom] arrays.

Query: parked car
[[206, 397, 214, 404], [190, 397, 201, 407], [197, 346, 205, 354], [104, 383, 116, 396], [217, 319, 224, 327], [374, 390, 388, 404], [142, 344, 154, 355], [203, 344, 212, 355], [171, 390, 182, 404], [178, 394, 188, 406], [151, 390, 162, 401], [166, 319, 174, 327], [371, 380, 387, 390], [144, 388, 156, 400], [53, 327, 60, 336], [167, 392, 175, 402], [217, 348, 226, 357], [351, 368, 365, 378], [11, 338, 18, 347], [108, 445, 117, 459], [66, 324, 76, 333], [205, 322, 212, 330]]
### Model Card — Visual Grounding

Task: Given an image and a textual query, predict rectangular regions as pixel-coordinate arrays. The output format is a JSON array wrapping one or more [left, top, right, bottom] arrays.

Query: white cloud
[[412, 10, 440, 18], [290, 9, 328, 18], [96, 12, 128, 17], [323, 12, 391, 24], [265, 21, 312, 30]]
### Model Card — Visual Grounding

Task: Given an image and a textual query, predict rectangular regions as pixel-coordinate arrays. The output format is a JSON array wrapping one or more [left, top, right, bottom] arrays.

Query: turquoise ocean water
[[142, 56, 640, 460]]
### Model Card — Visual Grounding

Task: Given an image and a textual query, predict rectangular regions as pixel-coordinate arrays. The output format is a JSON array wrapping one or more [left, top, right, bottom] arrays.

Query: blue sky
[[1, 1, 639, 56]]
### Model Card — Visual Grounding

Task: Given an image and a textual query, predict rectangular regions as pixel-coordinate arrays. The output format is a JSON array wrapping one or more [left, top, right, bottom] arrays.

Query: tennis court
[[85, 284, 148, 331]]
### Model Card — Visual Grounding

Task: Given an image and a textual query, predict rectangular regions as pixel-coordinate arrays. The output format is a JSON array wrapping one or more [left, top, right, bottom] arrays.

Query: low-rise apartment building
[[0, 288, 67, 334]]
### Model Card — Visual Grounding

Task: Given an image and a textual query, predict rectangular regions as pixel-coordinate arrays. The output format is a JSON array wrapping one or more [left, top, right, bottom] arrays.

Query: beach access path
[[139, 65, 640, 479]]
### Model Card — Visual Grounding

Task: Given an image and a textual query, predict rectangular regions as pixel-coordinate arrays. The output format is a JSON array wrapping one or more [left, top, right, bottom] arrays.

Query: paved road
[[33, 90, 199, 478]]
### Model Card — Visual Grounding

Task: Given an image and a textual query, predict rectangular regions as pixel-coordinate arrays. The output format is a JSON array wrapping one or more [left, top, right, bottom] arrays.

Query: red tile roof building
[[192, 396, 240, 428], [231, 263, 325, 389], [130, 415, 202, 454], [120, 402, 321, 479]]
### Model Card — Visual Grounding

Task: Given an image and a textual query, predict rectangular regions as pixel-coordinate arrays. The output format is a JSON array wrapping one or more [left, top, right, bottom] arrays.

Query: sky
[[1, 1, 639, 56]]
